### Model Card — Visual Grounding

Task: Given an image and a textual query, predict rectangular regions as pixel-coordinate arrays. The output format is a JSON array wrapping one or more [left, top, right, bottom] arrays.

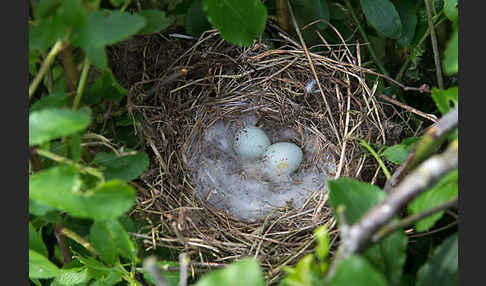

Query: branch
[[275, 0, 291, 33], [384, 106, 458, 192], [372, 197, 458, 243], [178, 252, 190, 286], [329, 138, 457, 275]]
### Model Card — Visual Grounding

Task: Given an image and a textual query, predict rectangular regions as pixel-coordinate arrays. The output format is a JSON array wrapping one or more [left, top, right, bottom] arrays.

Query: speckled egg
[[233, 125, 271, 161], [262, 142, 303, 176]]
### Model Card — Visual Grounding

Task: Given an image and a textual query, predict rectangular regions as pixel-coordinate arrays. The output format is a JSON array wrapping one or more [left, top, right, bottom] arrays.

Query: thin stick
[[360, 140, 391, 180], [35, 149, 104, 179], [424, 0, 444, 89], [376, 93, 438, 122], [372, 197, 457, 242], [179, 253, 189, 286], [60, 227, 98, 257], [29, 39, 65, 100]]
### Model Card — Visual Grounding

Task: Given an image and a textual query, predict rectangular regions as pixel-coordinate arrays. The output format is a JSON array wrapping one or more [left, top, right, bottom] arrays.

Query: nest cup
[[118, 28, 409, 283]]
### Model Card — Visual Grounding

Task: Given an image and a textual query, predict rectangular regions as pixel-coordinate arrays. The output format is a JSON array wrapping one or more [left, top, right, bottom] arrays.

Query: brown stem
[[54, 223, 72, 264], [61, 45, 79, 93], [275, 0, 291, 33], [424, 0, 444, 89], [372, 197, 458, 243]]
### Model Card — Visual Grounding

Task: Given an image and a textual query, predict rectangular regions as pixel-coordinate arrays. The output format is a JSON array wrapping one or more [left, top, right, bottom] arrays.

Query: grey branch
[[329, 138, 458, 276], [384, 106, 458, 192], [143, 256, 169, 286]]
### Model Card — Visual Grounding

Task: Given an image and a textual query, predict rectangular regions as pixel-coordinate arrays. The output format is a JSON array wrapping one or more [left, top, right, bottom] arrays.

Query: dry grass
[[110, 27, 415, 283]]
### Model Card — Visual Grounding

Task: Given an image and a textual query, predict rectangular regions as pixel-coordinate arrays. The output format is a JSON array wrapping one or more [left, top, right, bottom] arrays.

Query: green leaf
[[29, 200, 56, 216], [364, 230, 408, 285], [416, 233, 458, 286], [443, 0, 458, 23], [443, 25, 458, 75], [383, 137, 420, 165], [137, 9, 170, 35], [194, 258, 265, 286], [282, 255, 323, 286], [29, 250, 60, 279], [360, 0, 402, 39], [409, 170, 458, 232], [185, 0, 213, 36], [90, 219, 136, 264], [314, 225, 330, 262], [73, 11, 146, 69], [94, 151, 149, 182], [29, 16, 65, 52], [291, 0, 330, 31], [328, 255, 387, 286], [29, 107, 92, 146], [393, 0, 417, 47], [78, 257, 123, 286], [84, 70, 127, 104], [202, 0, 267, 47], [431, 87, 458, 115], [328, 178, 386, 225], [30, 92, 70, 112], [53, 267, 90, 286], [29, 166, 136, 220], [29, 223, 48, 257]]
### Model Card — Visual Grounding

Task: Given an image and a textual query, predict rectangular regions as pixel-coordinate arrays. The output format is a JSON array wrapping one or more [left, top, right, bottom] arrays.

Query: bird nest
[[110, 27, 412, 283]]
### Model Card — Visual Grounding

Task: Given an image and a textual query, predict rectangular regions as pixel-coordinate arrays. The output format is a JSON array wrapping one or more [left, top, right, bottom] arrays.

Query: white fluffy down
[[188, 114, 334, 221]]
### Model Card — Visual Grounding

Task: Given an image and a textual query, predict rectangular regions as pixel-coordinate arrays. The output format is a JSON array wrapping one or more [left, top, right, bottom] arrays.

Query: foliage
[[29, 0, 458, 285]]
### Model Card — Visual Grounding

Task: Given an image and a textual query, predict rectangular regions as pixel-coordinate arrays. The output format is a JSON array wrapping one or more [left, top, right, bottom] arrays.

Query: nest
[[110, 26, 413, 283]]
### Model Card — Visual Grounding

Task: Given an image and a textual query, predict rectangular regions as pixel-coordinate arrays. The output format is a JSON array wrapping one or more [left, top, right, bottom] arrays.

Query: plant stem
[[61, 45, 79, 92], [344, 0, 389, 77], [36, 148, 104, 180], [360, 140, 391, 180], [54, 223, 72, 264], [29, 39, 65, 100], [60, 227, 98, 257], [73, 57, 91, 110], [372, 197, 457, 242], [275, 0, 291, 33], [424, 0, 444, 89]]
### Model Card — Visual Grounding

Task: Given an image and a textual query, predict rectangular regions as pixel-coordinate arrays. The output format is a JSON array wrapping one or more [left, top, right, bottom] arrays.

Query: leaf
[[29, 200, 56, 216], [29, 223, 48, 257], [202, 0, 267, 47], [78, 257, 123, 286], [29, 166, 136, 220], [30, 92, 70, 112], [185, 0, 213, 36], [94, 151, 149, 182], [431, 87, 458, 115], [53, 267, 90, 286], [29, 250, 60, 279], [328, 178, 386, 225], [29, 16, 65, 52], [327, 255, 387, 286], [137, 9, 170, 35], [314, 225, 330, 262], [360, 0, 402, 39], [90, 219, 136, 264], [409, 170, 458, 232], [383, 137, 420, 165], [282, 255, 323, 286], [443, 0, 458, 23], [194, 258, 265, 286], [291, 0, 330, 31], [393, 0, 418, 47], [364, 230, 408, 285], [443, 24, 458, 75], [29, 107, 92, 146], [416, 233, 458, 286], [84, 70, 127, 104], [72, 11, 146, 69]]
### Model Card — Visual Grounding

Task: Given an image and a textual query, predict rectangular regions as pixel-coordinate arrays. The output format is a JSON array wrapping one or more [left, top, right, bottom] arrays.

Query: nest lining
[[112, 28, 413, 283]]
